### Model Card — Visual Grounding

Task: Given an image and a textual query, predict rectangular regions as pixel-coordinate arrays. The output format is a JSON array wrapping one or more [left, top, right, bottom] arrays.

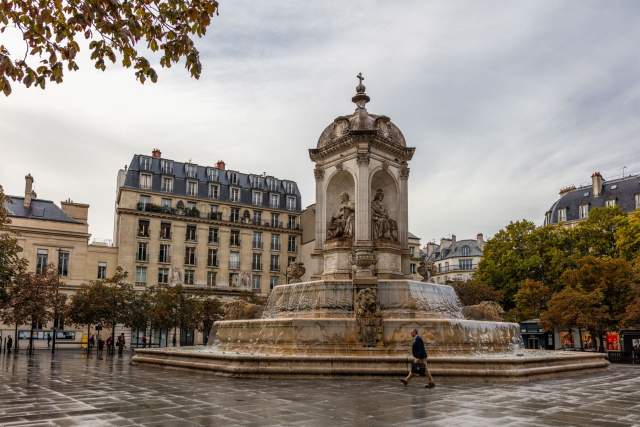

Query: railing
[[253, 242, 263, 249], [208, 212, 223, 220], [137, 202, 200, 218], [435, 264, 479, 273]]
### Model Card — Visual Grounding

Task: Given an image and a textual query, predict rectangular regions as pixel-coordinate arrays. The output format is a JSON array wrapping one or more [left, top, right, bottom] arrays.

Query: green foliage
[[449, 280, 502, 306], [616, 211, 640, 260], [513, 279, 551, 321], [0, 0, 219, 96], [572, 207, 628, 258]]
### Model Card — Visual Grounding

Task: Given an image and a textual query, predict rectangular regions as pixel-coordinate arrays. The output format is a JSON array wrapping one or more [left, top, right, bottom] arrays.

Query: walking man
[[400, 328, 435, 388], [6, 336, 13, 353]]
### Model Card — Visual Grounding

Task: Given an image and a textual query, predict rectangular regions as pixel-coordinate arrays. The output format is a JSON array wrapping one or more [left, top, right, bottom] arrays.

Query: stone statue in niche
[[326, 192, 355, 241], [371, 188, 398, 241]]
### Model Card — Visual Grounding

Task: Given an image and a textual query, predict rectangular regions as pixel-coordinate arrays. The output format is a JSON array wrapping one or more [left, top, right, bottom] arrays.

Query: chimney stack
[[591, 172, 603, 197], [152, 148, 162, 158], [23, 173, 34, 209], [451, 234, 456, 244], [477, 233, 484, 243], [215, 160, 226, 170]]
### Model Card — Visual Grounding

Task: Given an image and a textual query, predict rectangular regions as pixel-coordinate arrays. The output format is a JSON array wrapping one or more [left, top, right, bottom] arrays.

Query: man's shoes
[[425, 382, 436, 388], [400, 379, 408, 387]]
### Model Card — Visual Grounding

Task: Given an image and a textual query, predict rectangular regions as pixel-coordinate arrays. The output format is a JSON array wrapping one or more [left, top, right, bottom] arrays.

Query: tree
[[103, 267, 134, 351], [147, 285, 178, 346], [513, 279, 551, 321], [201, 297, 223, 344], [0, 0, 220, 96], [572, 206, 628, 258], [449, 280, 502, 306], [0, 185, 27, 290], [66, 283, 98, 354], [616, 210, 640, 260], [540, 286, 605, 334]]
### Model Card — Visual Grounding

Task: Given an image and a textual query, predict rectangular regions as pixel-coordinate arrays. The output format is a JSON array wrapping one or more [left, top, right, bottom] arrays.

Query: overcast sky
[[2, 1, 640, 245]]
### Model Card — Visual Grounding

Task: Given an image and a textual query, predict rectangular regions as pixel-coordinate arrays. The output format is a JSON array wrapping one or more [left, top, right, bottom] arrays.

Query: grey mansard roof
[[3, 196, 80, 223], [546, 174, 640, 224], [428, 239, 484, 262], [122, 155, 302, 212]]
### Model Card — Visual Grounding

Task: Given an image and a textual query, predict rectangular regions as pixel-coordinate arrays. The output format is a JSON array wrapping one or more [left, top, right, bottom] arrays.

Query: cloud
[[1, 0, 639, 244]]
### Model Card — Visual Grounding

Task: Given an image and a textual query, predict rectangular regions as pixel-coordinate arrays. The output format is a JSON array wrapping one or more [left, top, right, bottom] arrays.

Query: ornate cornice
[[309, 133, 414, 162]]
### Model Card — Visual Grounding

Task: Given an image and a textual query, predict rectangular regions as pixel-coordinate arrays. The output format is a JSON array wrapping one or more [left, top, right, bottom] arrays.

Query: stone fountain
[[132, 76, 608, 380]]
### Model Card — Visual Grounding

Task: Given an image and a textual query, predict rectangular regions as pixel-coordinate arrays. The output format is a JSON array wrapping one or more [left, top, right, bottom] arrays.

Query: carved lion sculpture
[[355, 287, 379, 318], [462, 301, 505, 321], [223, 300, 263, 320], [286, 262, 306, 284]]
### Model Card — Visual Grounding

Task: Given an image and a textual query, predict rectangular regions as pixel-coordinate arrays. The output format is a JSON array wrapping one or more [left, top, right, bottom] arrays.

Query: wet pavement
[[0, 350, 639, 426]]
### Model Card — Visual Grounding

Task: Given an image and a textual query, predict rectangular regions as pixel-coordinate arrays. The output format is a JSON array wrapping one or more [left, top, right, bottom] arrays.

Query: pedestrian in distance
[[47, 333, 52, 348], [106, 336, 113, 355], [6, 336, 13, 353], [116, 333, 125, 355], [97, 337, 105, 353], [89, 334, 95, 350], [141, 336, 147, 348], [400, 328, 435, 388]]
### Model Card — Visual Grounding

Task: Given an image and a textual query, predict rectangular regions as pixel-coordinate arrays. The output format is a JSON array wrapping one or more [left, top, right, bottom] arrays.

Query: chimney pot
[[23, 173, 34, 209], [451, 234, 456, 243], [152, 148, 162, 158], [477, 233, 483, 242], [215, 160, 226, 170], [591, 171, 604, 197]]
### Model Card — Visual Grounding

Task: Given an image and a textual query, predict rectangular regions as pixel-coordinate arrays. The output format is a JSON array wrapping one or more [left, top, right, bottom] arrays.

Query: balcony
[[230, 240, 241, 247], [252, 264, 262, 271], [208, 211, 223, 221], [436, 264, 478, 274], [252, 242, 263, 250], [137, 202, 200, 218]]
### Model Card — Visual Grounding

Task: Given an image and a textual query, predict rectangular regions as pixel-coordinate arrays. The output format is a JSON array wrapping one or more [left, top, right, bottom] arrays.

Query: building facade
[[1, 174, 118, 347], [425, 233, 485, 284], [545, 171, 640, 226], [114, 150, 303, 295]]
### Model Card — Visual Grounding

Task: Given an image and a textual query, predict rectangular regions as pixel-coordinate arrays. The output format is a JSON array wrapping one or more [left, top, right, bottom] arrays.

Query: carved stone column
[[314, 167, 325, 250], [399, 163, 410, 249], [355, 150, 370, 243]]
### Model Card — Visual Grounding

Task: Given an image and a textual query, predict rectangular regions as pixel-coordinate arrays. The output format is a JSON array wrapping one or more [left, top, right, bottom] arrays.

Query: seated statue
[[327, 192, 355, 241], [371, 188, 398, 242]]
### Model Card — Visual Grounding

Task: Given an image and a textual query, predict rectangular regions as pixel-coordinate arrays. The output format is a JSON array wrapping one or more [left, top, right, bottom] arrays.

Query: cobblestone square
[[0, 351, 639, 426]]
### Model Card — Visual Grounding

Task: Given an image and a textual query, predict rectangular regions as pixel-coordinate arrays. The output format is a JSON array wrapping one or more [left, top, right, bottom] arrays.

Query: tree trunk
[[111, 318, 116, 356], [14, 323, 18, 351], [51, 317, 57, 355], [86, 324, 91, 355], [28, 320, 34, 355]]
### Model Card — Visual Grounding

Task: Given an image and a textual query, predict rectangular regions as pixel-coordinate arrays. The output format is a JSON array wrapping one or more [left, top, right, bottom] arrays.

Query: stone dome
[[316, 75, 407, 149]]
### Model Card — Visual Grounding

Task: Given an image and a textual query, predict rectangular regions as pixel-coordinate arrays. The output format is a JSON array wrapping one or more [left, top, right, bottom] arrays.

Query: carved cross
[[357, 72, 364, 85]]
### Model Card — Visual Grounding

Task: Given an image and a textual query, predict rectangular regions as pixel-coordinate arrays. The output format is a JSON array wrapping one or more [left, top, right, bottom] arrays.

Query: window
[[208, 184, 219, 199], [229, 172, 239, 185], [270, 193, 280, 208], [636, 194, 640, 209], [271, 234, 281, 251], [207, 249, 218, 267], [187, 180, 198, 196], [136, 242, 148, 262], [288, 256, 296, 267], [605, 199, 616, 208], [185, 247, 196, 266], [230, 230, 241, 246], [159, 244, 170, 263], [284, 182, 295, 193], [184, 163, 197, 178], [270, 276, 279, 289], [207, 168, 218, 181], [139, 156, 152, 170], [287, 215, 297, 229], [459, 259, 473, 270], [57, 250, 69, 277], [252, 275, 261, 292], [138, 195, 151, 210], [461, 246, 470, 256], [252, 253, 262, 271], [229, 272, 239, 287], [579, 204, 589, 219], [160, 159, 173, 174], [207, 271, 217, 287], [186, 225, 197, 241], [231, 187, 241, 202], [208, 204, 220, 220], [271, 213, 280, 228], [158, 268, 169, 284], [438, 264, 442, 273], [286, 196, 296, 211], [253, 210, 262, 225], [184, 270, 194, 285], [97, 262, 107, 279], [252, 191, 263, 206], [208, 227, 219, 244], [161, 198, 172, 209], [36, 249, 49, 274], [229, 251, 240, 270], [544, 211, 552, 225], [253, 231, 263, 249], [287, 235, 297, 252], [410, 246, 415, 256], [137, 219, 150, 237], [266, 177, 277, 192], [610, 184, 618, 190], [444, 262, 449, 272], [410, 263, 416, 274], [558, 208, 567, 222], [270, 254, 280, 272], [160, 222, 171, 239], [161, 176, 173, 192], [230, 207, 240, 222], [139, 173, 152, 189], [135, 266, 147, 285]]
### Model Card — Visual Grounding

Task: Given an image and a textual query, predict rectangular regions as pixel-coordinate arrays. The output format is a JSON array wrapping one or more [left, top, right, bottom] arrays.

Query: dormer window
[[605, 199, 616, 208], [270, 193, 280, 209], [266, 177, 278, 192], [579, 204, 589, 219], [187, 180, 198, 196], [544, 211, 552, 225], [284, 182, 295, 194], [208, 183, 219, 199], [252, 191, 263, 206], [230, 187, 241, 202], [461, 246, 470, 256], [206, 168, 219, 181], [558, 208, 567, 222], [610, 184, 618, 190], [160, 159, 173, 174], [139, 156, 152, 170], [636, 194, 640, 209], [229, 172, 239, 185], [286, 196, 296, 211], [139, 173, 152, 189], [184, 163, 197, 178], [161, 176, 173, 192]]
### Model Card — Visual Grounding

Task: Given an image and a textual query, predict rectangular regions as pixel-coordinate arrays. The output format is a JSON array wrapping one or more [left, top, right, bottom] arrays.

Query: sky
[[2, 0, 640, 245]]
